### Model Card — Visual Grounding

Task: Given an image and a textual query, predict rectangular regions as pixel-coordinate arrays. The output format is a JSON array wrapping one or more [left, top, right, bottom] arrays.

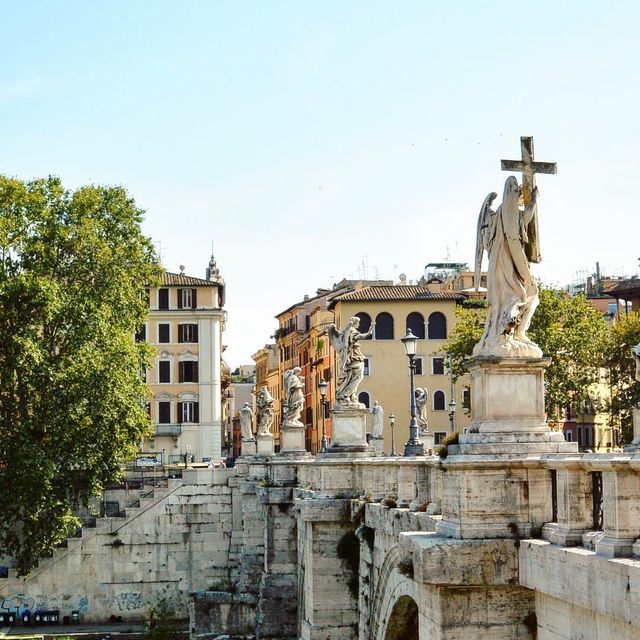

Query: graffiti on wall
[[0, 593, 89, 615], [114, 592, 143, 611]]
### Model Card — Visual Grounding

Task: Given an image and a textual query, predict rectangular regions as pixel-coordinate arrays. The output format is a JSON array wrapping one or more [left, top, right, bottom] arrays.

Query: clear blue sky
[[1, 1, 638, 366]]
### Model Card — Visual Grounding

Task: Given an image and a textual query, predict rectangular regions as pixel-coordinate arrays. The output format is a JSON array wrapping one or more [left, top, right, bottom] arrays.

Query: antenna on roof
[[155, 240, 167, 265], [179, 265, 185, 274]]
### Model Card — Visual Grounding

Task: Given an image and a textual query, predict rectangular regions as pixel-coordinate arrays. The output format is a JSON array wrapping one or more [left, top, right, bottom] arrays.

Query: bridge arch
[[369, 545, 421, 640]]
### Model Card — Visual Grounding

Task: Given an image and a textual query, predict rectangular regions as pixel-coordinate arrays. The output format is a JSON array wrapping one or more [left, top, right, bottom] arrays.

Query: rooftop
[[328, 285, 466, 307], [160, 271, 221, 287]]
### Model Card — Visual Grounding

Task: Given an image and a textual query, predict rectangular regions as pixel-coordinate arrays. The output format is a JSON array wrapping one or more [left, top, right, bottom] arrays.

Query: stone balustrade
[[541, 453, 640, 558]]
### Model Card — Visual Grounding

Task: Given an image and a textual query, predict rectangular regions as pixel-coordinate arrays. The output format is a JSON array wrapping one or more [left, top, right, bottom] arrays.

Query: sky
[[1, 1, 639, 366]]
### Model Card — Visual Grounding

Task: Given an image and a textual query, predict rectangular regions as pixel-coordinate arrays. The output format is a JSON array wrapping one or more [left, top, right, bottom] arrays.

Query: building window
[[363, 357, 371, 376], [135, 324, 147, 343], [432, 357, 445, 375], [433, 390, 446, 411], [462, 386, 471, 411], [427, 312, 447, 339], [414, 357, 424, 375], [179, 361, 199, 383], [158, 288, 169, 310], [375, 312, 394, 340], [158, 361, 171, 383], [177, 288, 197, 309], [178, 324, 199, 343], [406, 312, 425, 339], [158, 401, 171, 424], [358, 391, 370, 408], [178, 401, 199, 423], [158, 323, 170, 343], [434, 432, 446, 445], [356, 312, 373, 339]]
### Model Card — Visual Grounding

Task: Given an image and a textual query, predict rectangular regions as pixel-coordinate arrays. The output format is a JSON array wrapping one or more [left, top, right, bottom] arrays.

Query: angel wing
[[327, 324, 348, 370], [474, 192, 497, 290]]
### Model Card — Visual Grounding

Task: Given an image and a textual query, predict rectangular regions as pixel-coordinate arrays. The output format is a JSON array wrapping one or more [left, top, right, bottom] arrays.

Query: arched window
[[406, 312, 425, 339], [427, 312, 447, 339], [375, 312, 394, 340], [358, 391, 370, 409], [355, 312, 372, 339], [433, 390, 446, 411]]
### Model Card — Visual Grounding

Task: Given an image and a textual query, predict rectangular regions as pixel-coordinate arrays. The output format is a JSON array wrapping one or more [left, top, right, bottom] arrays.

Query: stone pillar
[[324, 406, 372, 457], [278, 419, 310, 458], [543, 460, 593, 546], [369, 436, 384, 455]]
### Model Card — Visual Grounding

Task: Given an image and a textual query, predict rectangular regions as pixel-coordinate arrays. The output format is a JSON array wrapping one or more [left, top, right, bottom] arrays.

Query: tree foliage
[[0, 175, 160, 574], [604, 312, 640, 443], [444, 288, 609, 420]]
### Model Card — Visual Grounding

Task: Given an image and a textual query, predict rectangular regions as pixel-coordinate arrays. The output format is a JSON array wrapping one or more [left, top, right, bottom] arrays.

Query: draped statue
[[256, 386, 275, 436], [327, 316, 374, 408], [473, 176, 543, 358], [239, 402, 254, 441], [283, 367, 304, 425]]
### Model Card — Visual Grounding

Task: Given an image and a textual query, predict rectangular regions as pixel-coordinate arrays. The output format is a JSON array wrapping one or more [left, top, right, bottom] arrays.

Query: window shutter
[[194, 402, 199, 423], [158, 288, 169, 310], [177, 289, 183, 309], [194, 362, 199, 383], [178, 325, 184, 343], [193, 325, 199, 343], [179, 362, 184, 383], [192, 289, 197, 309], [177, 402, 183, 424]]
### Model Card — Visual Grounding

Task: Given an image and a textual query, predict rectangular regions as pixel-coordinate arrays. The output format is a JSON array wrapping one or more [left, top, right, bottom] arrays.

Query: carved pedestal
[[369, 436, 384, 455], [324, 406, 372, 457], [241, 438, 257, 457], [278, 421, 310, 459], [256, 433, 275, 456]]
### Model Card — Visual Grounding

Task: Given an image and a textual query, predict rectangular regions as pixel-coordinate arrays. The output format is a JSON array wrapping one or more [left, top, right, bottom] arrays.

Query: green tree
[[0, 175, 160, 574], [604, 312, 640, 444], [444, 289, 609, 421]]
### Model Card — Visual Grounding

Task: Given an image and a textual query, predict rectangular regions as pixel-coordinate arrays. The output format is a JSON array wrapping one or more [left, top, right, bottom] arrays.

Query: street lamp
[[448, 398, 457, 433], [318, 378, 329, 453], [401, 329, 425, 456], [389, 413, 397, 456]]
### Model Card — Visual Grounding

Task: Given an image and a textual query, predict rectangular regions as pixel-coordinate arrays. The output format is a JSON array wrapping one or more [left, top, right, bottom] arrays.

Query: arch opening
[[383, 595, 419, 640]]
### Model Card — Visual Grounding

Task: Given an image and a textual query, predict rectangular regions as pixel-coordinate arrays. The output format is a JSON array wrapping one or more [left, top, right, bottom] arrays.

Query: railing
[[154, 424, 182, 437]]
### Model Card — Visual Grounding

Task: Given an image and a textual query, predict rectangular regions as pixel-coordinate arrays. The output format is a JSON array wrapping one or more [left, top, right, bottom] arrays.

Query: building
[[142, 256, 226, 463], [328, 283, 470, 451]]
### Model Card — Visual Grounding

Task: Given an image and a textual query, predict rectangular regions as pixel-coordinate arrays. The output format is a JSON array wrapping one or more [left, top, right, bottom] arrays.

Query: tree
[[444, 289, 609, 421], [0, 175, 160, 574], [604, 312, 640, 444]]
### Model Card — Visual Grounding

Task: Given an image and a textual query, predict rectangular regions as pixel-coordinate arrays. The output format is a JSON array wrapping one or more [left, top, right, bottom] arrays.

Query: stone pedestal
[[369, 436, 384, 455], [421, 432, 435, 453], [451, 357, 577, 456], [256, 433, 275, 456], [279, 421, 310, 458], [241, 438, 256, 457], [325, 406, 372, 456]]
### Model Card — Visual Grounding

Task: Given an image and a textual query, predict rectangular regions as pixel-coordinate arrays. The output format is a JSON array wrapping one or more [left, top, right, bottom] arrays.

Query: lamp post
[[389, 413, 397, 456], [448, 398, 457, 433], [401, 329, 425, 456], [318, 378, 329, 453]]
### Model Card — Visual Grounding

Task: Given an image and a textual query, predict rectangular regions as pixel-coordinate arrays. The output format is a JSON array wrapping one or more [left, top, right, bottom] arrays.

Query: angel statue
[[327, 317, 374, 408], [239, 402, 254, 441], [256, 386, 275, 436], [415, 387, 429, 435], [370, 401, 384, 439], [473, 176, 543, 358], [283, 367, 304, 426]]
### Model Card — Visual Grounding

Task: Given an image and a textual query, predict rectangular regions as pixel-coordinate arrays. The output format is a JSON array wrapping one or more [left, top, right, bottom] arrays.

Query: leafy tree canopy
[[604, 312, 640, 443], [444, 288, 609, 421], [0, 175, 160, 574]]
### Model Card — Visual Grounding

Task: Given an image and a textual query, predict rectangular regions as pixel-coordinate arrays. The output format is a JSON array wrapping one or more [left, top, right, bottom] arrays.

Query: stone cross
[[501, 136, 556, 206]]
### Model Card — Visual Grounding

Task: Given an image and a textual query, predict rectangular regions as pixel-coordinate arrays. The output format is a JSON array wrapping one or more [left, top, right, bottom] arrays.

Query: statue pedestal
[[451, 357, 577, 456], [369, 436, 384, 455], [625, 408, 640, 451], [256, 433, 275, 456], [240, 438, 256, 457], [324, 406, 372, 457], [278, 421, 310, 458], [421, 432, 435, 453]]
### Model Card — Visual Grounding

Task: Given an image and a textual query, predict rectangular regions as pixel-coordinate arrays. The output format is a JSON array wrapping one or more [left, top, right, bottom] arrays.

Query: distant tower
[[206, 254, 222, 282]]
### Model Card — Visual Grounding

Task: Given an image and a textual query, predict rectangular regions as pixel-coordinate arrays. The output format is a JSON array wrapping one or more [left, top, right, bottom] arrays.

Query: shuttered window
[[178, 324, 199, 343], [158, 402, 171, 424], [179, 361, 199, 383], [158, 288, 169, 310]]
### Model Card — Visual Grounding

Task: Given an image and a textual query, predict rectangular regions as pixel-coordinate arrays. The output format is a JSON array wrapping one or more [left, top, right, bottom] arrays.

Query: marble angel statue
[[256, 386, 275, 436], [327, 316, 374, 408], [473, 176, 542, 358], [283, 367, 304, 425], [415, 387, 429, 435], [239, 402, 255, 441]]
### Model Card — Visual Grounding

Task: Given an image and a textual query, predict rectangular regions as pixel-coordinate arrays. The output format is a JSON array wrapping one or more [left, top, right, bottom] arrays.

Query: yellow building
[[142, 257, 226, 463], [328, 284, 471, 452]]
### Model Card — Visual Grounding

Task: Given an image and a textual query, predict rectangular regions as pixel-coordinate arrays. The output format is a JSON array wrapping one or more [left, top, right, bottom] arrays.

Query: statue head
[[503, 175, 521, 207], [350, 316, 361, 328]]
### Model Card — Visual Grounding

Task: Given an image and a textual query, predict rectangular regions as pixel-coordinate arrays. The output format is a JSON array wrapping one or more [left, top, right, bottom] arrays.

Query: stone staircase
[[3, 479, 181, 582]]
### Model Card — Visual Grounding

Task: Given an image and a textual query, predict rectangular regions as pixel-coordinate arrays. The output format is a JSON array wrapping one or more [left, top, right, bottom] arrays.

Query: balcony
[[154, 424, 182, 437]]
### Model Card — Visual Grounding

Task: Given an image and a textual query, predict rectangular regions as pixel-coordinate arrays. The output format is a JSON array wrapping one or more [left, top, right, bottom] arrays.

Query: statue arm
[[522, 186, 538, 226]]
